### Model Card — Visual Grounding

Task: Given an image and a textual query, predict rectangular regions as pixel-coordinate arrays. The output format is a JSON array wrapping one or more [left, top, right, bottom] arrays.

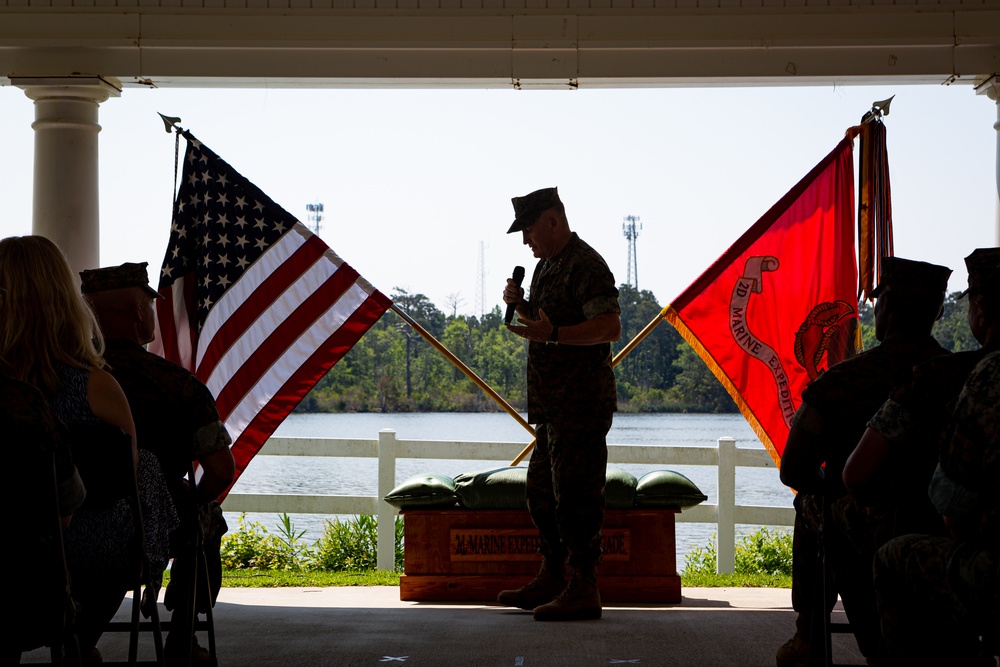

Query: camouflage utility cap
[[870, 256, 951, 298], [80, 262, 161, 299], [959, 247, 1000, 299], [508, 187, 561, 234]]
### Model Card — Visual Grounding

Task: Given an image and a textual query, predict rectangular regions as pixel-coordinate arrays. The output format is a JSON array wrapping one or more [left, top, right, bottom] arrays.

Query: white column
[[13, 76, 121, 276], [976, 75, 1000, 246]]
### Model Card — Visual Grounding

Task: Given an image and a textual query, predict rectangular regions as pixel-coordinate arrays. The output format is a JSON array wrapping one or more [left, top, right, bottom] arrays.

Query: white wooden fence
[[221, 430, 795, 574]]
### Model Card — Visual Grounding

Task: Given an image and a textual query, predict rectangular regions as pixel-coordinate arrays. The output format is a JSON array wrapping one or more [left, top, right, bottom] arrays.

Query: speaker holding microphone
[[504, 266, 526, 326]]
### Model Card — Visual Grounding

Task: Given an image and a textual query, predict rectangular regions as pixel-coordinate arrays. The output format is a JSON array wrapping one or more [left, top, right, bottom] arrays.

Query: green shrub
[[684, 527, 792, 576], [220, 514, 305, 571], [222, 513, 404, 573], [734, 527, 793, 575], [312, 514, 404, 572]]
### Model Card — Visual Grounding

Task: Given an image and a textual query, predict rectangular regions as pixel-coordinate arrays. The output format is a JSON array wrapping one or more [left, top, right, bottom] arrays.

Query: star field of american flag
[[152, 131, 391, 497], [161, 135, 294, 332]]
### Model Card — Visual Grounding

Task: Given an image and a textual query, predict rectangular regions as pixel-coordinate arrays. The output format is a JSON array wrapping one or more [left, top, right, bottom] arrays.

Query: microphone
[[504, 266, 526, 326]]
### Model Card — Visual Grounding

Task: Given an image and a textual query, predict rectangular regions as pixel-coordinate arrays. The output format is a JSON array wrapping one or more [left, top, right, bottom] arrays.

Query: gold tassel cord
[[852, 96, 895, 303]]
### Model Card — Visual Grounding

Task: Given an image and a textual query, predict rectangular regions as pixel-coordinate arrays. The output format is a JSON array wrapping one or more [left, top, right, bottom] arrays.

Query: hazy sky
[[2, 83, 997, 317]]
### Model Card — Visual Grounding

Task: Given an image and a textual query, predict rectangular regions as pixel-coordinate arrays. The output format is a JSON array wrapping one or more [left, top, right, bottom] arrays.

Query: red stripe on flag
[[155, 273, 197, 372], [213, 262, 362, 422], [222, 292, 392, 499], [196, 235, 330, 383], [155, 286, 182, 365]]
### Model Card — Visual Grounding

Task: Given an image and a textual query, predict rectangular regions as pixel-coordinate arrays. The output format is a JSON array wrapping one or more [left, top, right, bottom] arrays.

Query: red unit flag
[[664, 137, 860, 466], [151, 132, 391, 498]]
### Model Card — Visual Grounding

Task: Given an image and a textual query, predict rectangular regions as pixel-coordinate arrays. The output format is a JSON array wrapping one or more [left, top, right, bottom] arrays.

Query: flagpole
[[390, 304, 536, 438], [610, 306, 670, 367], [508, 306, 670, 466]]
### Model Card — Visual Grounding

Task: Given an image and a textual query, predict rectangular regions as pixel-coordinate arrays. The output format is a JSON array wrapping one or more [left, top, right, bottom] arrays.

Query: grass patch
[[220, 569, 402, 587], [214, 569, 788, 589], [681, 572, 791, 588]]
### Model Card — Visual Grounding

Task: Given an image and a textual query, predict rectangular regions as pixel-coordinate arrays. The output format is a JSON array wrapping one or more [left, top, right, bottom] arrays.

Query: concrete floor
[[20, 586, 869, 666]]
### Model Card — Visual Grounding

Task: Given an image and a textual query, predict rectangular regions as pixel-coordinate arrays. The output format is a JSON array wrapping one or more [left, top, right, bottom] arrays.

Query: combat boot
[[532, 566, 602, 621], [497, 561, 566, 610]]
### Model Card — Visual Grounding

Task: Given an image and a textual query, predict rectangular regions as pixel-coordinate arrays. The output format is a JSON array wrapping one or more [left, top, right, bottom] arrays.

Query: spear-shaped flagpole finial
[[158, 113, 183, 134], [871, 95, 894, 117], [861, 95, 894, 124]]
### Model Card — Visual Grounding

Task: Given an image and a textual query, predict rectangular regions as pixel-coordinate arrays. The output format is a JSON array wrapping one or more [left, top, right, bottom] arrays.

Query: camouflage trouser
[[526, 416, 612, 571], [791, 492, 884, 660], [874, 534, 1000, 666]]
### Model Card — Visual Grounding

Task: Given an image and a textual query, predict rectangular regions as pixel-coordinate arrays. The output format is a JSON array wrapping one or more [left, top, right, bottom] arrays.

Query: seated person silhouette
[[873, 350, 1000, 666], [82, 261, 235, 666], [0, 235, 178, 664], [846, 247, 1000, 531], [778, 256, 951, 667]]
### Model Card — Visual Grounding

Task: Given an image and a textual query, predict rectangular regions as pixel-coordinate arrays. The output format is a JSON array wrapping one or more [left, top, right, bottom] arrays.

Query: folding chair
[[69, 423, 165, 667], [792, 495, 854, 667], [14, 428, 83, 666], [818, 519, 854, 667], [156, 459, 219, 667]]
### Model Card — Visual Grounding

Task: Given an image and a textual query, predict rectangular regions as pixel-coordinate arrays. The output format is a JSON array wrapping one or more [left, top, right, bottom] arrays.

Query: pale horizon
[[2, 83, 996, 316]]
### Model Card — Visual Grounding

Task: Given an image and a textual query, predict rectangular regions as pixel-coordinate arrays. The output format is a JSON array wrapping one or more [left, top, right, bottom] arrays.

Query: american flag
[[151, 132, 391, 497]]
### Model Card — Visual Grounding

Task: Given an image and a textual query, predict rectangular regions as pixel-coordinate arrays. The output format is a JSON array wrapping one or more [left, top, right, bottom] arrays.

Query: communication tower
[[475, 241, 486, 318], [306, 202, 324, 235], [622, 215, 642, 289]]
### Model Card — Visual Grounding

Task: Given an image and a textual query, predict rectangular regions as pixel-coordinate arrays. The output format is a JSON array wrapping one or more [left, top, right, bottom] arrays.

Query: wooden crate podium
[[399, 508, 681, 603]]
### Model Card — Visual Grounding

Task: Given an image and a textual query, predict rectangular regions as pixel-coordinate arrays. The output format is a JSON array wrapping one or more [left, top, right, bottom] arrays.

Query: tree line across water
[[298, 285, 976, 415]]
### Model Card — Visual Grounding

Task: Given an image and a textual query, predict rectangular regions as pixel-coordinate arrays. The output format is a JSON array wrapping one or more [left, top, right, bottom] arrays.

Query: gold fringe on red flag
[[850, 96, 895, 303]]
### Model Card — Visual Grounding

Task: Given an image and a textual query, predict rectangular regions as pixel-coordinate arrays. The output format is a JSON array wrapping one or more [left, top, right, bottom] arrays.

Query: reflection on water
[[225, 412, 795, 569]]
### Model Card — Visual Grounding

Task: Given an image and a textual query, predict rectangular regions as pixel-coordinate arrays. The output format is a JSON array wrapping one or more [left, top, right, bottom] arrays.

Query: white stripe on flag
[[222, 280, 373, 442], [199, 232, 326, 398], [196, 226, 311, 369]]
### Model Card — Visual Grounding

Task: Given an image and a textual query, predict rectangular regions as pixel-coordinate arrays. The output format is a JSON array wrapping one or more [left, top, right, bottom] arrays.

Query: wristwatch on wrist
[[547, 325, 559, 345]]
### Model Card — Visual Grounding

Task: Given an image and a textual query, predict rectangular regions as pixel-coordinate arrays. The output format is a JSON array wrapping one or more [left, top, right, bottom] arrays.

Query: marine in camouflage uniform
[[81, 261, 235, 665], [100, 338, 231, 507], [101, 338, 232, 622], [857, 249, 1000, 534], [778, 257, 952, 666], [874, 350, 1000, 666], [495, 187, 621, 622]]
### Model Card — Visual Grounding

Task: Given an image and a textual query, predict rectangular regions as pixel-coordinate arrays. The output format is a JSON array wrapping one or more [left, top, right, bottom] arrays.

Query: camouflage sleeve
[[193, 420, 233, 459], [937, 351, 1000, 497], [928, 462, 978, 519], [574, 258, 620, 321], [181, 372, 230, 458], [867, 398, 915, 443], [791, 401, 826, 435]]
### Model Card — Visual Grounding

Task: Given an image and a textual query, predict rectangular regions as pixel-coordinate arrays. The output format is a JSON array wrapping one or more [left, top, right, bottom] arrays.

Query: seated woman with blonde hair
[[0, 235, 178, 664]]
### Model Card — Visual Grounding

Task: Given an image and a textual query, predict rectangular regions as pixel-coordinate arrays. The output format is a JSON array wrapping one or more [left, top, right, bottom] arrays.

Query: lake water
[[224, 412, 795, 570]]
